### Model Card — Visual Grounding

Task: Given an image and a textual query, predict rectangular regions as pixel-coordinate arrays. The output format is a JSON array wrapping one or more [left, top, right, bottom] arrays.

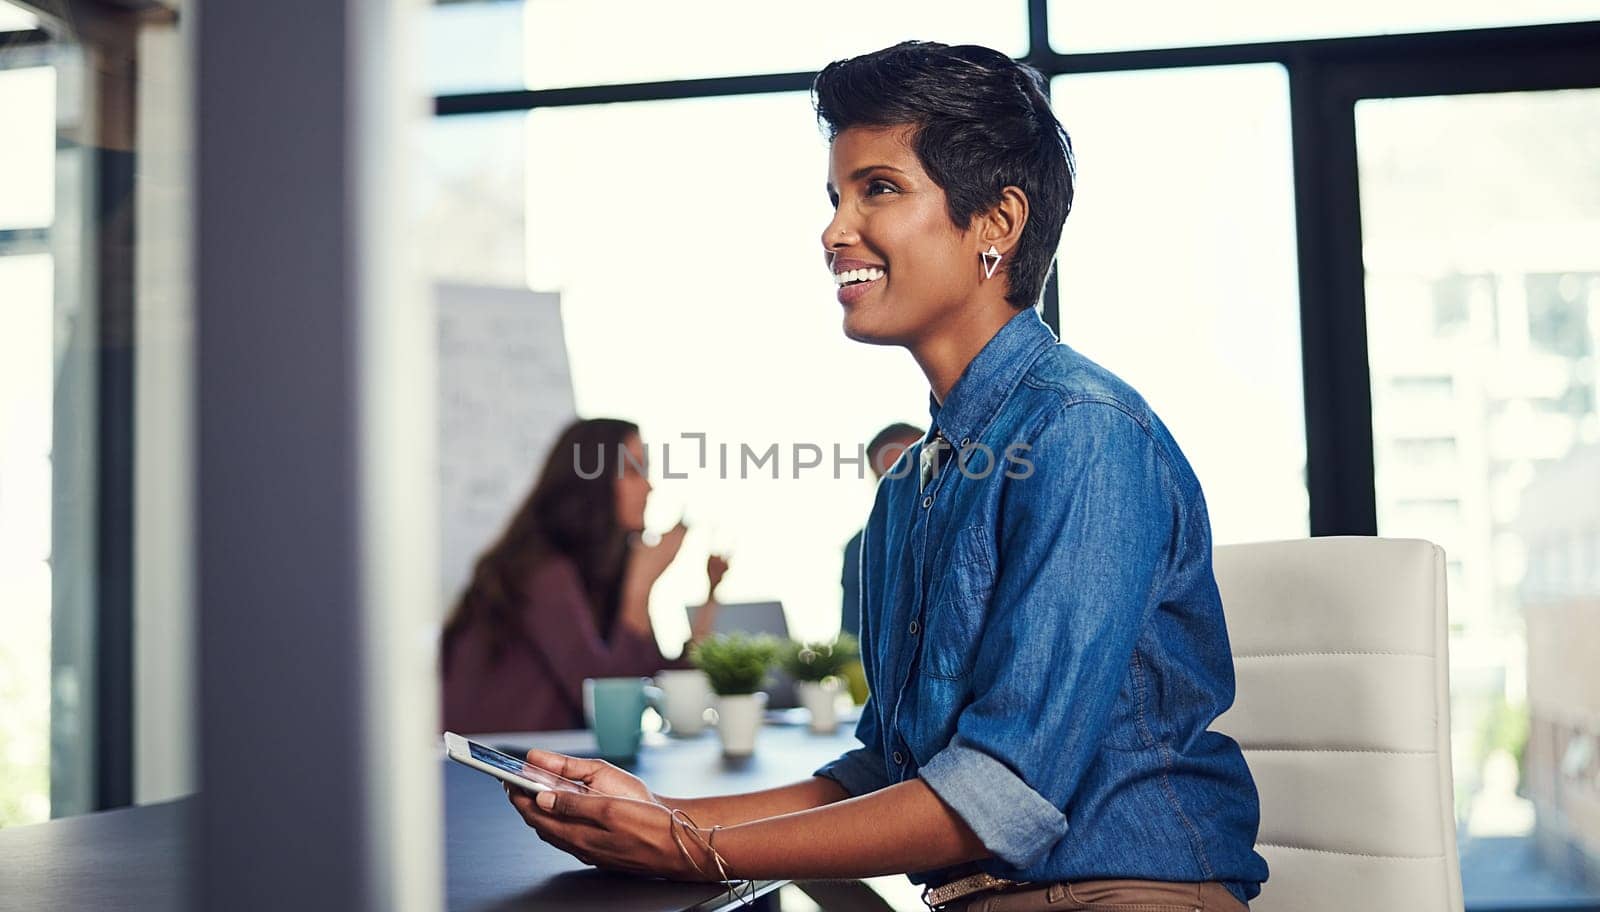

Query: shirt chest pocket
[[920, 525, 995, 680]]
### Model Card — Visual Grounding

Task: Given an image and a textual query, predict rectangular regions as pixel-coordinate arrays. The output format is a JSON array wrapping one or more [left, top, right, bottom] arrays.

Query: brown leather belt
[[922, 872, 1024, 909]]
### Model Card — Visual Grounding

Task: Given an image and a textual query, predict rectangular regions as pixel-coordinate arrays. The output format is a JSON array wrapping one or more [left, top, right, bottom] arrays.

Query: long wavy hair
[[440, 417, 640, 673]]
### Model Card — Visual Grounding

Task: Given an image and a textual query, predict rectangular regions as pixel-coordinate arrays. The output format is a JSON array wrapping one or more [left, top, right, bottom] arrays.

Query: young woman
[[504, 42, 1269, 910], [441, 417, 726, 733]]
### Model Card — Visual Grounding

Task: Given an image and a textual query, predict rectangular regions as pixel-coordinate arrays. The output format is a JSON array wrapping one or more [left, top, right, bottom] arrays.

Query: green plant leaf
[[778, 634, 860, 682], [690, 632, 780, 696]]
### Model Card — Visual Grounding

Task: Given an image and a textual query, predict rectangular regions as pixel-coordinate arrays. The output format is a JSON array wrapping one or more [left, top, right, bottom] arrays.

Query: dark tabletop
[[0, 723, 863, 912]]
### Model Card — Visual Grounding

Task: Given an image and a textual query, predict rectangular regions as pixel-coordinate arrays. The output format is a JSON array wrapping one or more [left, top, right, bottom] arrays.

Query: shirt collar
[[926, 307, 1058, 447]]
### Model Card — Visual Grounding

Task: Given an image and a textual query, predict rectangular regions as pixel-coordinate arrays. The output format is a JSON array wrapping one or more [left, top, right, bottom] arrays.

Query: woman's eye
[[867, 180, 897, 196]]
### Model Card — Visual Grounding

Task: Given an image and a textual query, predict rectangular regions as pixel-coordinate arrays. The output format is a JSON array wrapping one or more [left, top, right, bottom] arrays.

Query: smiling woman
[[506, 40, 1267, 912]]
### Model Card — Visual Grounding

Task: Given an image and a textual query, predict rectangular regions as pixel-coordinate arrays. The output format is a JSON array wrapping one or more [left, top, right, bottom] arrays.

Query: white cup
[[654, 669, 713, 737]]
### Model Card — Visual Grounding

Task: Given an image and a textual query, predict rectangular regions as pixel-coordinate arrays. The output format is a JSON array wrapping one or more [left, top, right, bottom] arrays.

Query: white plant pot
[[796, 679, 840, 734], [714, 692, 767, 757]]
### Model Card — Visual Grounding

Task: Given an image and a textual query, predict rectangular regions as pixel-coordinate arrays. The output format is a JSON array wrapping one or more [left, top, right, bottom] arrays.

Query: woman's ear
[[982, 185, 1030, 256]]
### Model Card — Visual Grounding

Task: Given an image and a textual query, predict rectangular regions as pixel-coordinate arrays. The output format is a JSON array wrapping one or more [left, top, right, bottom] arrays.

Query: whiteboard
[[436, 282, 576, 610]]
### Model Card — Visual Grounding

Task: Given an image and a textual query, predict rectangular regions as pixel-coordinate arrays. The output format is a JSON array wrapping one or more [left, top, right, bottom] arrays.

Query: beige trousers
[[943, 878, 1248, 912]]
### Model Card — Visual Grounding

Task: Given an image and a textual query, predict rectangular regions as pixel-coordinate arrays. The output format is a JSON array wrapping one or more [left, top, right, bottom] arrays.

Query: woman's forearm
[[685, 597, 719, 646], [659, 776, 849, 827], [617, 574, 654, 636], [713, 778, 988, 879]]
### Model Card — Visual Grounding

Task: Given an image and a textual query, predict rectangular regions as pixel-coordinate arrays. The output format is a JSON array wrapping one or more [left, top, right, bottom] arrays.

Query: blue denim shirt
[[816, 307, 1269, 903]]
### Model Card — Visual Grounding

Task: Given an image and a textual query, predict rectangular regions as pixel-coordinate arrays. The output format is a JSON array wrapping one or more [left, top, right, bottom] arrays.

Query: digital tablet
[[443, 732, 592, 795]]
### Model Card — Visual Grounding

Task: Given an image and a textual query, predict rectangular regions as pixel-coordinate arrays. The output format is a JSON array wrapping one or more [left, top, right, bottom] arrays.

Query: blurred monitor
[[685, 600, 798, 709]]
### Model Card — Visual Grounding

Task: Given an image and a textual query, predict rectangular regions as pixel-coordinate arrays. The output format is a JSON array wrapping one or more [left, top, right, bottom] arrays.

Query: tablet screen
[[467, 740, 589, 793]]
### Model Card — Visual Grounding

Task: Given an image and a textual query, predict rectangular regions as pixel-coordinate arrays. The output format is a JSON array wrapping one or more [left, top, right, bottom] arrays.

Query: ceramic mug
[[582, 677, 660, 761], [654, 668, 713, 737]]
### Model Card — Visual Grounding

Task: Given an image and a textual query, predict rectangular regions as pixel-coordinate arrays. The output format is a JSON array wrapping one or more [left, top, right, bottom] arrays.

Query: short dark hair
[[812, 41, 1076, 310]]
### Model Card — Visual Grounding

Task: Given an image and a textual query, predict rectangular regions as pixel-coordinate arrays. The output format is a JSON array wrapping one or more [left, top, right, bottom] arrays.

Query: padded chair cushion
[[1212, 537, 1463, 912]]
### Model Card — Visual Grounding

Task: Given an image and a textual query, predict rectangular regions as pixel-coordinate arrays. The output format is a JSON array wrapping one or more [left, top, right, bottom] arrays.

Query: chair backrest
[[1212, 537, 1464, 912]]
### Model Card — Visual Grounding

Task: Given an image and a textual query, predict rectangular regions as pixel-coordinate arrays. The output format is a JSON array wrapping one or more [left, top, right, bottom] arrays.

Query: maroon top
[[441, 555, 691, 733]]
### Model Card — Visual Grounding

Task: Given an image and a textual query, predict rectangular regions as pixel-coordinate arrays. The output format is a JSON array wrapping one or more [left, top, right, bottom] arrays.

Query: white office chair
[[1212, 537, 1464, 912]]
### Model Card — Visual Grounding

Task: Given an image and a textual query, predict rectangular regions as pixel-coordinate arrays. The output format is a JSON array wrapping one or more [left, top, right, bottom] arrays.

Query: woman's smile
[[830, 255, 887, 306]]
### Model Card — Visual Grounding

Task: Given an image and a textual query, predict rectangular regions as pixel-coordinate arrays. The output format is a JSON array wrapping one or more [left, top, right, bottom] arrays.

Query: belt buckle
[[922, 873, 1019, 910]]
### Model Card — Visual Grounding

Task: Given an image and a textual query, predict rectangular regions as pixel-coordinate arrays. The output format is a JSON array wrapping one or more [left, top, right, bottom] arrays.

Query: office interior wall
[[132, 18, 193, 807]]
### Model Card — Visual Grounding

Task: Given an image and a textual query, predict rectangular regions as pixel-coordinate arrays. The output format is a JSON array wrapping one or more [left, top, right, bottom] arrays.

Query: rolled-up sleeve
[[814, 692, 893, 796], [917, 402, 1176, 869]]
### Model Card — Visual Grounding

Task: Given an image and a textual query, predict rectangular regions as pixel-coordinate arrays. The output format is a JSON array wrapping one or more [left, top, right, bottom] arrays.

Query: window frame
[[430, 7, 1600, 541], [3, 7, 138, 818]]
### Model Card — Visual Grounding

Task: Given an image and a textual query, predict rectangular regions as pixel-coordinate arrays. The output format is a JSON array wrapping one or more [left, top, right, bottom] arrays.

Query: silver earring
[[981, 245, 1002, 280]]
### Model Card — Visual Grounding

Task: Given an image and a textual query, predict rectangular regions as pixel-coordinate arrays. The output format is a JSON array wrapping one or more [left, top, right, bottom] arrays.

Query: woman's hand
[[507, 786, 717, 881], [705, 553, 730, 596], [625, 521, 688, 588], [511, 776, 989, 882], [682, 553, 730, 643], [519, 748, 658, 804]]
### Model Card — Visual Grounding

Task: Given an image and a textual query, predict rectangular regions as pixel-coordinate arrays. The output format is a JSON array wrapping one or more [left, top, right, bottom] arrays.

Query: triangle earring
[[980, 244, 1002, 280]]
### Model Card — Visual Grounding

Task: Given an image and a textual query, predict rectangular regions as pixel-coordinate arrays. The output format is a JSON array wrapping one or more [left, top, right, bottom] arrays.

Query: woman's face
[[821, 124, 981, 346], [613, 433, 651, 533]]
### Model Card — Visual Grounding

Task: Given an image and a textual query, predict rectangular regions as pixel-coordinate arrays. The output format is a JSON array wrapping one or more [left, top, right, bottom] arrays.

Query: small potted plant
[[690, 632, 780, 757], [781, 635, 859, 734]]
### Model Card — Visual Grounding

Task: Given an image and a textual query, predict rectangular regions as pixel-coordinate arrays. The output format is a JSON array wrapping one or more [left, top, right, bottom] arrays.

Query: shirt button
[[922, 495, 933, 508], [908, 620, 920, 635], [892, 751, 905, 765], [961, 437, 971, 446]]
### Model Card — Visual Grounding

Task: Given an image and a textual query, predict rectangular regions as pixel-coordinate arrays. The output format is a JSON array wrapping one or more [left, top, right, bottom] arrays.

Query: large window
[[0, 252, 53, 827], [1050, 65, 1307, 544], [0, 3, 196, 827], [525, 93, 929, 644], [424, 0, 1029, 93], [0, 64, 53, 230], [417, 97, 931, 644], [1360, 87, 1600, 905], [0, 0, 32, 28], [0, 55, 59, 829], [1047, 0, 1600, 52], [0, 22, 53, 825]]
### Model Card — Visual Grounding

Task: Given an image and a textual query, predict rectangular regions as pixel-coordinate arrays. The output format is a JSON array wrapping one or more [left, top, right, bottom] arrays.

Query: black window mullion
[[1288, 31, 1600, 539], [1288, 57, 1378, 536], [1025, 0, 1050, 64], [1026, 0, 1061, 336], [93, 138, 137, 811]]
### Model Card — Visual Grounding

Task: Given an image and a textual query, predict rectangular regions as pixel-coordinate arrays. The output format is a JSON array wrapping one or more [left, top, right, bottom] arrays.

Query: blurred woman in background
[[441, 417, 725, 733]]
